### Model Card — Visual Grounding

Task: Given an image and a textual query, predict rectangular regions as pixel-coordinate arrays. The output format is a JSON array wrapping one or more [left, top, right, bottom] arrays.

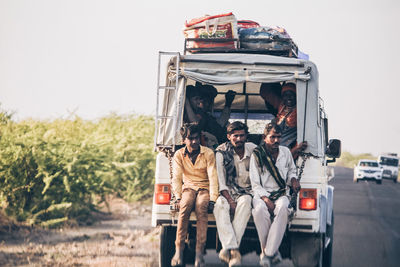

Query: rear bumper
[[355, 173, 382, 180], [152, 204, 318, 233]]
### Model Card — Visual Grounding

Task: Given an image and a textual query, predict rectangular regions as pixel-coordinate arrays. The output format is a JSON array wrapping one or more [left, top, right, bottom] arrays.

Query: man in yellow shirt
[[171, 123, 219, 267]]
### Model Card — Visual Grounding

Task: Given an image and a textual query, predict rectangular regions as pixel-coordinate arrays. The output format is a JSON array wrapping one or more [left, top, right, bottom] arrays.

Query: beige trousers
[[213, 194, 252, 249], [175, 188, 209, 253], [252, 196, 289, 256]]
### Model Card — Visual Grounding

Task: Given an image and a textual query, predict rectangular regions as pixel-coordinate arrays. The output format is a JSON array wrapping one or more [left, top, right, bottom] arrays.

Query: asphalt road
[[188, 167, 400, 267], [331, 166, 400, 267]]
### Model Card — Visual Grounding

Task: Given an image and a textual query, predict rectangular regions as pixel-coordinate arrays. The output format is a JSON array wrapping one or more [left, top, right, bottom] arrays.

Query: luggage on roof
[[239, 26, 297, 50], [183, 12, 238, 51], [237, 20, 260, 29], [183, 13, 300, 58]]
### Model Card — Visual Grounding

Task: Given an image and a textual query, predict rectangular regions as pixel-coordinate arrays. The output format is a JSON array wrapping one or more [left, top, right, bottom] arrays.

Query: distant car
[[354, 159, 383, 184], [378, 154, 399, 183]]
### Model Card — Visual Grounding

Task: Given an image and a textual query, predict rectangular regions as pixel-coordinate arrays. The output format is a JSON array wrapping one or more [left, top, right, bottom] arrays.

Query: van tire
[[323, 214, 334, 267], [291, 233, 323, 267], [376, 180, 382, 184], [183, 240, 195, 265], [160, 226, 176, 267]]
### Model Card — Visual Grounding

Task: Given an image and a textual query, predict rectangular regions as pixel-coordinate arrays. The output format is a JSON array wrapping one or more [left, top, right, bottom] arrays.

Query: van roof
[[180, 53, 314, 71]]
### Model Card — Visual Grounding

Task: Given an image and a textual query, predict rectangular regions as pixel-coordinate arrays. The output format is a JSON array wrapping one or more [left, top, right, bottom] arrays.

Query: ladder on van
[[154, 51, 181, 151]]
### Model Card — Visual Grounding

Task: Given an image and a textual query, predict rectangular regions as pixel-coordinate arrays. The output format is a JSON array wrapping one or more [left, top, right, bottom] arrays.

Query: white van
[[152, 50, 341, 267], [378, 154, 399, 182]]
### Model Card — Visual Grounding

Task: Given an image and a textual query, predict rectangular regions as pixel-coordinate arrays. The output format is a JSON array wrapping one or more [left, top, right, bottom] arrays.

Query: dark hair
[[260, 82, 282, 92], [201, 84, 218, 100], [282, 82, 296, 90], [180, 123, 201, 140], [264, 122, 282, 136], [186, 85, 202, 98], [226, 121, 249, 135]]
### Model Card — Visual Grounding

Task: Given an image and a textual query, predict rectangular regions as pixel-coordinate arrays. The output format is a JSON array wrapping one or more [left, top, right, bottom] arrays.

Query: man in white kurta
[[249, 122, 300, 267], [213, 122, 256, 267]]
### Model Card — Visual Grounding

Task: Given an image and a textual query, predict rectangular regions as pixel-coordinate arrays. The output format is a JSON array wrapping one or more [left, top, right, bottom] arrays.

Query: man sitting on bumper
[[214, 121, 256, 267], [249, 122, 300, 267], [171, 123, 219, 267]]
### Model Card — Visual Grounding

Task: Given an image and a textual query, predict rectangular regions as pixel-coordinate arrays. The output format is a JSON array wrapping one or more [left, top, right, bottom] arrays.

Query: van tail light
[[155, 184, 171, 205], [299, 189, 317, 210]]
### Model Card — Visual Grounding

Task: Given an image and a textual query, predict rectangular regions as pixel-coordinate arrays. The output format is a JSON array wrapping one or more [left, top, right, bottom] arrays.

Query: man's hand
[[291, 141, 308, 160], [293, 141, 308, 154], [225, 90, 236, 107], [221, 190, 236, 217], [228, 200, 237, 217], [174, 199, 181, 211], [291, 178, 301, 194], [261, 196, 275, 215], [208, 201, 215, 214]]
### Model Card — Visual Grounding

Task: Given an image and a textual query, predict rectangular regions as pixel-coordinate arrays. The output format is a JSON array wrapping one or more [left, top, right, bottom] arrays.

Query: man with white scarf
[[249, 122, 300, 267]]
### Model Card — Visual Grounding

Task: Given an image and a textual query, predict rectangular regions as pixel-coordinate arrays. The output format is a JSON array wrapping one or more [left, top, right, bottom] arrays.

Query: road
[[332, 167, 400, 267], [188, 167, 400, 267]]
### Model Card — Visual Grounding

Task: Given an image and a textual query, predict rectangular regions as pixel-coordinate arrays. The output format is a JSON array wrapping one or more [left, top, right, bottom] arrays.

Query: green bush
[[0, 112, 155, 226], [335, 151, 376, 168]]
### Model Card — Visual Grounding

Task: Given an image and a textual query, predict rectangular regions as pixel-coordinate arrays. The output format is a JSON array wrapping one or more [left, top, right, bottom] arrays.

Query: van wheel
[[323, 214, 334, 267], [160, 226, 176, 267], [183, 240, 195, 265], [291, 233, 323, 267], [376, 180, 382, 184]]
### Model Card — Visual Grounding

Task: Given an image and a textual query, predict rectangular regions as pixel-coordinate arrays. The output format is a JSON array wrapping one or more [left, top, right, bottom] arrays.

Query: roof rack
[[184, 38, 298, 58]]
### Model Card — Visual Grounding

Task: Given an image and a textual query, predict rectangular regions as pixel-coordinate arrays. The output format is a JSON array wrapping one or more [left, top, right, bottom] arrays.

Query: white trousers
[[213, 194, 252, 249], [252, 196, 289, 256]]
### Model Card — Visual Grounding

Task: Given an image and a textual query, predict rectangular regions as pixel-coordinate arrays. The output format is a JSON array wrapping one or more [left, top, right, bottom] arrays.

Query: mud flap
[[291, 233, 322, 267]]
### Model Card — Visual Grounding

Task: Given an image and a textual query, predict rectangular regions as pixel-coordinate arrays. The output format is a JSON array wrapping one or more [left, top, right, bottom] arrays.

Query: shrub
[[0, 113, 155, 226]]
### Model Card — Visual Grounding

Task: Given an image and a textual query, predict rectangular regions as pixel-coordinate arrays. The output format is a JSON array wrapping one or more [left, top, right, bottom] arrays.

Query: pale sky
[[1, 0, 399, 156]]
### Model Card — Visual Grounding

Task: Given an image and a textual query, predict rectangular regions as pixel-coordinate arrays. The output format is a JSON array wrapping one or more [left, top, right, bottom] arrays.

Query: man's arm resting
[[249, 154, 270, 198], [184, 98, 199, 123], [286, 147, 300, 192], [215, 152, 229, 192], [221, 190, 235, 204], [260, 86, 281, 110], [290, 141, 307, 160], [261, 195, 275, 214], [220, 189, 237, 215], [171, 153, 184, 200], [290, 177, 301, 193], [206, 151, 219, 202]]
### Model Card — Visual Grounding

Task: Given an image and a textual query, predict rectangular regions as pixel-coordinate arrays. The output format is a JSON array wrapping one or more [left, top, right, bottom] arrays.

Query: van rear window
[[379, 157, 399, 166]]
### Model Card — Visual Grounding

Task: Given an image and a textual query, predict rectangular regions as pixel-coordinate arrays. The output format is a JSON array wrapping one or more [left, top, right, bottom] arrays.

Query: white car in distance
[[354, 159, 383, 184]]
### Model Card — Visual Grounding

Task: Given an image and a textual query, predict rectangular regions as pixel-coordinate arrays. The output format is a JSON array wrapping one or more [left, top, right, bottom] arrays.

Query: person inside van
[[260, 82, 307, 160], [184, 83, 236, 149]]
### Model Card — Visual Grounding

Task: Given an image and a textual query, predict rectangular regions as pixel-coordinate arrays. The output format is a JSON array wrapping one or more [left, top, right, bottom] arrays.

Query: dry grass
[[0, 197, 159, 267]]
